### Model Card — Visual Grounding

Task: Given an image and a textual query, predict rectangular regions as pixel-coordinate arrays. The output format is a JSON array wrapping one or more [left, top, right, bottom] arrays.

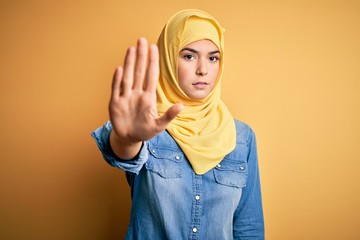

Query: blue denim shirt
[[92, 120, 264, 240]]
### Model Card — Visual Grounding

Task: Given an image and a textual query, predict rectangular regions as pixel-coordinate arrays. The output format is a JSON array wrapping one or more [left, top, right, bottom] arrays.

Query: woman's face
[[177, 39, 220, 100]]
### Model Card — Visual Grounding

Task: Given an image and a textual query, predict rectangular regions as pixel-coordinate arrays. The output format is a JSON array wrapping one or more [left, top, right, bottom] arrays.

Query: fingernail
[[138, 37, 147, 43]]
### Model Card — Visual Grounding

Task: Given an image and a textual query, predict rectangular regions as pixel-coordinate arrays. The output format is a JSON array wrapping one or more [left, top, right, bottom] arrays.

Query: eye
[[183, 54, 196, 60], [209, 56, 219, 62]]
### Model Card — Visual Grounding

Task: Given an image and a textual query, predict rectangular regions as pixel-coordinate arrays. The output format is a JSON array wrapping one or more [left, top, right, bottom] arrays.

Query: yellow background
[[1, 0, 359, 239]]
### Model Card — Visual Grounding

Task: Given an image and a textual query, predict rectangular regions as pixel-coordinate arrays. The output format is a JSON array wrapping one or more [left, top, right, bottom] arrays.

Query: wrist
[[109, 131, 142, 160]]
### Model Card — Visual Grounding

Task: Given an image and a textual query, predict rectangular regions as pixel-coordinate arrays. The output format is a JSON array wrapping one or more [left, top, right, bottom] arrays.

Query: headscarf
[[156, 9, 236, 175]]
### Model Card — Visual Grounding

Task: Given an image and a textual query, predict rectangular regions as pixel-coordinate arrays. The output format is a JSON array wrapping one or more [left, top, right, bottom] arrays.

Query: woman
[[92, 9, 264, 239]]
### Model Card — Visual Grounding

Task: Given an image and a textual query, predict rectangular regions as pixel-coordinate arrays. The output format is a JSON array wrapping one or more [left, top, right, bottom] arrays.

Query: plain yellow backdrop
[[1, 0, 359, 239]]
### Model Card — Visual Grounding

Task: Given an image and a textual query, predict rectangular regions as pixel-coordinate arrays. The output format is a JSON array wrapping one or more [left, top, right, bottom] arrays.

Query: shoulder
[[234, 119, 256, 145]]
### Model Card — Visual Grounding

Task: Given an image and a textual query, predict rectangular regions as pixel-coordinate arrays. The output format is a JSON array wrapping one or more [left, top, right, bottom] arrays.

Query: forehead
[[181, 39, 219, 52]]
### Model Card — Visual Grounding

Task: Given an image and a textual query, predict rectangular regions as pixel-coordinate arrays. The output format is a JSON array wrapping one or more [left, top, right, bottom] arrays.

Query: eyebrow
[[180, 47, 220, 55]]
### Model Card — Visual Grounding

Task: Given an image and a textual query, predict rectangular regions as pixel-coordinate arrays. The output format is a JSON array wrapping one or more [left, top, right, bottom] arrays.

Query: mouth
[[192, 82, 209, 89]]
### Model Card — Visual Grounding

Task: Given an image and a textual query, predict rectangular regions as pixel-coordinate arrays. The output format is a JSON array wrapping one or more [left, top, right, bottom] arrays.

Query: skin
[[109, 38, 220, 159], [178, 39, 220, 100]]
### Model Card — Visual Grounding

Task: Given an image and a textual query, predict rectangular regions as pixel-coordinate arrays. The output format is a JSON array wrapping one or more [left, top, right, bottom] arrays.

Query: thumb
[[156, 103, 183, 129]]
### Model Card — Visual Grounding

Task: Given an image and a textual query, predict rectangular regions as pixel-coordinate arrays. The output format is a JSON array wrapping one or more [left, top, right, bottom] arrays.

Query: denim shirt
[[92, 120, 264, 240]]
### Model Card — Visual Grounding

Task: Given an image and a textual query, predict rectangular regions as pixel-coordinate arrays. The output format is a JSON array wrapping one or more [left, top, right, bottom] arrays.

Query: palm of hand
[[109, 38, 182, 144]]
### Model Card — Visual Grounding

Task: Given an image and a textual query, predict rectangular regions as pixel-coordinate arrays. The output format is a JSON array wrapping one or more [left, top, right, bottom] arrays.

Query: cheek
[[210, 64, 220, 81], [177, 62, 185, 84], [177, 61, 192, 84]]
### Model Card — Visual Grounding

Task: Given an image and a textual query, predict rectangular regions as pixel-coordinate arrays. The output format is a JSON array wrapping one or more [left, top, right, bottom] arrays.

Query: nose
[[196, 59, 208, 76]]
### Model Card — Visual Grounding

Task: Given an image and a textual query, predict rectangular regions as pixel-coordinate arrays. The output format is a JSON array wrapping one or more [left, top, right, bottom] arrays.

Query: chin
[[189, 94, 208, 100]]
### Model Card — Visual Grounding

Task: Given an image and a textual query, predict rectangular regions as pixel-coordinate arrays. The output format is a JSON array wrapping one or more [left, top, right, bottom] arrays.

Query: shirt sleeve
[[91, 121, 149, 174], [233, 128, 265, 239]]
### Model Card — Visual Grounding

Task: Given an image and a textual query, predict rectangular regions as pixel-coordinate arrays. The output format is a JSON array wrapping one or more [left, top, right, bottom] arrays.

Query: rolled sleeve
[[91, 121, 148, 174]]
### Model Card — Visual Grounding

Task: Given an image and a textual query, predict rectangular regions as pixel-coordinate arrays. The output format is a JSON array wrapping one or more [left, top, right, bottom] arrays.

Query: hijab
[[156, 9, 236, 175]]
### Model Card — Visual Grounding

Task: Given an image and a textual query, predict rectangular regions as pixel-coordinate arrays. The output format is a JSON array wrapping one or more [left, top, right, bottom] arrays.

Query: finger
[[144, 44, 159, 93], [111, 66, 123, 99], [121, 46, 135, 96], [133, 38, 148, 90], [156, 103, 183, 129]]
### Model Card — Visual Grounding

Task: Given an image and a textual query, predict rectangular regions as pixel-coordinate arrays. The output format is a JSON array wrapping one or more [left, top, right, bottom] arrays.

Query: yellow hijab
[[156, 9, 236, 175]]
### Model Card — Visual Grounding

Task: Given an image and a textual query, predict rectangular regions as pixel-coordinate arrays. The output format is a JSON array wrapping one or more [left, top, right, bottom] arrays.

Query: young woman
[[92, 9, 264, 239]]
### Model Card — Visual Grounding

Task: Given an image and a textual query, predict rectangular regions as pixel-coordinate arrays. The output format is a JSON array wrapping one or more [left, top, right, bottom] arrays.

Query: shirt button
[[240, 166, 245, 170], [217, 164, 221, 168], [175, 155, 180, 160], [152, 149, 156, 154], [195, 195, 200, 201], [192, 227, 198, 233]]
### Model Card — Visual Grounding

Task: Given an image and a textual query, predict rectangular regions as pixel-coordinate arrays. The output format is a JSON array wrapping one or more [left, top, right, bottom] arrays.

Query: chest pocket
[[213, 145, 248, 188], [145, 143, 183, 179]]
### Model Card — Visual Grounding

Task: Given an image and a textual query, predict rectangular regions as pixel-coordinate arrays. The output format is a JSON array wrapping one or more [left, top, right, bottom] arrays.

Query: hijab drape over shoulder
[[157, 9, 236, 175]]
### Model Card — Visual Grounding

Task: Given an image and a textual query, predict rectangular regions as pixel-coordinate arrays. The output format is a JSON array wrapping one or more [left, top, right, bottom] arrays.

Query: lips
[[192, 82, 209, 89]]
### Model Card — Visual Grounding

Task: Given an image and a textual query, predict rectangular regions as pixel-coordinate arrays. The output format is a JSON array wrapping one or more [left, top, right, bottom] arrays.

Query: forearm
[[109, 130, 142, 160]]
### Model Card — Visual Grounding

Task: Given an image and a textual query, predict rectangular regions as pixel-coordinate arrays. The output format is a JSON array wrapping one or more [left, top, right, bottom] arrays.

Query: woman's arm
[[233, 129, 265, 239]]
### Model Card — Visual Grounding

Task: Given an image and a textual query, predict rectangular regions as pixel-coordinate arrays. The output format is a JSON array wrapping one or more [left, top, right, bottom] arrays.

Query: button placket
[[190, 173, 202, 239]]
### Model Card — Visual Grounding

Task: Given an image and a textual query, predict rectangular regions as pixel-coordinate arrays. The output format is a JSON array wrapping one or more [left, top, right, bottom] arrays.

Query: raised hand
[[109, 38, 183, 159]]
